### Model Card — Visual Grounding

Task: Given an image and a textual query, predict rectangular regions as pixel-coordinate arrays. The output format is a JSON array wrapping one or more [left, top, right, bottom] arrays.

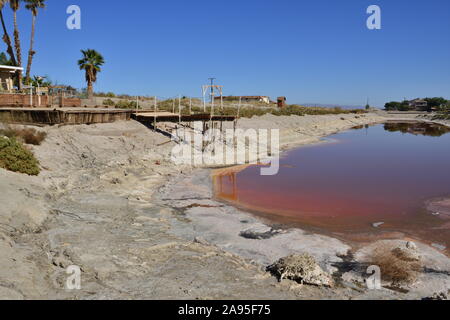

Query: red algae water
[[213, 122, 450, 249]]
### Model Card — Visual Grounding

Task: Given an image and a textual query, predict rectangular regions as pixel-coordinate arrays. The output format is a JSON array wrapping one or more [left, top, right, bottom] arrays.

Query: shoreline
[[155, 113, 450, 299], [1, 112, 449, 299], [209, 121, 450, 256]]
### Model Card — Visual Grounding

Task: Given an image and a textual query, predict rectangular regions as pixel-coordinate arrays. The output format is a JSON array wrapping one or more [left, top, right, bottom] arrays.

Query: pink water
[[213, 122, 450, 249]]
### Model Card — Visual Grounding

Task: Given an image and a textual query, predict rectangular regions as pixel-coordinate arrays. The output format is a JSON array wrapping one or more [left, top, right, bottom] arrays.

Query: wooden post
[[211, 91, 214, 117], [235, 96, 242, 130], [154, 96, 157, 131], [202, 86, 207, 112], [135, 96, 139, 116], [238, 97, 242, 118], [178, 95, 182, 125], [189, 97, 192, 129]]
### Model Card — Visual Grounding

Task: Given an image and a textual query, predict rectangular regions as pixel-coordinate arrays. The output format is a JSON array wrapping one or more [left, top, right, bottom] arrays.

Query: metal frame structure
[[202, 78, 224, 114]]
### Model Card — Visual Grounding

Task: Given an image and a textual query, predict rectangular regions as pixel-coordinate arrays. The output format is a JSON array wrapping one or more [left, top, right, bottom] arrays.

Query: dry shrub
[[368, 244, 422, 285], [0, 127, 47, 145], [0, 136, 40, 175]]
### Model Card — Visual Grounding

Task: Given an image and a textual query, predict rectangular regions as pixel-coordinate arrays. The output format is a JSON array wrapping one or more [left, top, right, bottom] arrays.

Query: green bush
[[103, 98, 115, 106], [96, 92, 116, 98], [115, 100, 139, 109], [0, 136, 40, 175]]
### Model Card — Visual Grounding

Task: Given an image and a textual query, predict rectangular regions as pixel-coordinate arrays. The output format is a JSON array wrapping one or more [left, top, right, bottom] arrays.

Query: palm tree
[[30, 75, 50, 87], [10, 0, 22, 89], [0, 0, 17, 67], [78, 49, 104, 99], [24, 0, 45, 83]]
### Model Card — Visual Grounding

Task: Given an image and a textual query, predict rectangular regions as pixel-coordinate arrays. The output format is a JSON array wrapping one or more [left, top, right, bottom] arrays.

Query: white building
[[0, 65, 23, 92]]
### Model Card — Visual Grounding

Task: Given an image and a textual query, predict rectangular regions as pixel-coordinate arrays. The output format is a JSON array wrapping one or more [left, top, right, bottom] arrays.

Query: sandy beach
[[1, 111, 449, 300]]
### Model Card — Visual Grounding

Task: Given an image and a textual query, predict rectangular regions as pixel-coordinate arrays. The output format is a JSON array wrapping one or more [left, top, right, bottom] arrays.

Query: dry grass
[[368, 244, 422, 285], [0, 126, 47, 146], [154, 99, 367, 118]]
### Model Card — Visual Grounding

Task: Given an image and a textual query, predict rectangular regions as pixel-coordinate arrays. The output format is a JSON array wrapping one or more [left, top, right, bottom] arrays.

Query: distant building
[[408, 98, 428, 111], [277, 97, 287, 108], [0, 65, 23, 92], [216, 96, 272, 104]]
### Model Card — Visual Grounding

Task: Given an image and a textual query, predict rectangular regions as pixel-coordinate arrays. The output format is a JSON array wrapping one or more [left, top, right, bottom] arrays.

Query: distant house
[[215, 96, 272, 104], [408, 98, 428, 111], [0, 65, 23, 92], [242, 96, 271, 104], [277, 96, 287, 108]]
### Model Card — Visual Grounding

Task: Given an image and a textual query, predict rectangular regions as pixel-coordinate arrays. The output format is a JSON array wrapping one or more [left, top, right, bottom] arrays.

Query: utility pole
[[202, 78, 223, 113], [208, 77, 216, 103]]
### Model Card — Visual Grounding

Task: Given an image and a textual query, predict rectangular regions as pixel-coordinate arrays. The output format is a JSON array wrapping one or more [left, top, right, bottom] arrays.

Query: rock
[[267, 254, 334, 287], [194, 237, 210, 246], [423, 292, 448, 300], [406, 241, 417, 250], [111, 178, 121, 185], [372, 222, 384, 228], [240, 227, 282, 240]]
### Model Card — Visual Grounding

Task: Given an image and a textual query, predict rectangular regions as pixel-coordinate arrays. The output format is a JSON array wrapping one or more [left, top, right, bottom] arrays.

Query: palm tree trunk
[[87, 81, 93, 99], [25, 14, 36, 83], [13, 10, 22, 90], [0, 10, 17, 66]]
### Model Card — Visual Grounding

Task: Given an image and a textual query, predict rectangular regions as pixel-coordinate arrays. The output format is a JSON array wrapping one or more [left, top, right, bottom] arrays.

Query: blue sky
[[4, 0, 450, 107]]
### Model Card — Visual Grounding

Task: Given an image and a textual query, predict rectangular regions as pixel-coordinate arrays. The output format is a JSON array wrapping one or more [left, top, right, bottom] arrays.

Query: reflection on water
[[213, 122, 450, 249], [384, 122, 450, 137]]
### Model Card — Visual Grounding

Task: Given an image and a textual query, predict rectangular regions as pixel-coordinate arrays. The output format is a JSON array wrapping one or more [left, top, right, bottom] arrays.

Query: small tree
[[77, 49, 104, 99]]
